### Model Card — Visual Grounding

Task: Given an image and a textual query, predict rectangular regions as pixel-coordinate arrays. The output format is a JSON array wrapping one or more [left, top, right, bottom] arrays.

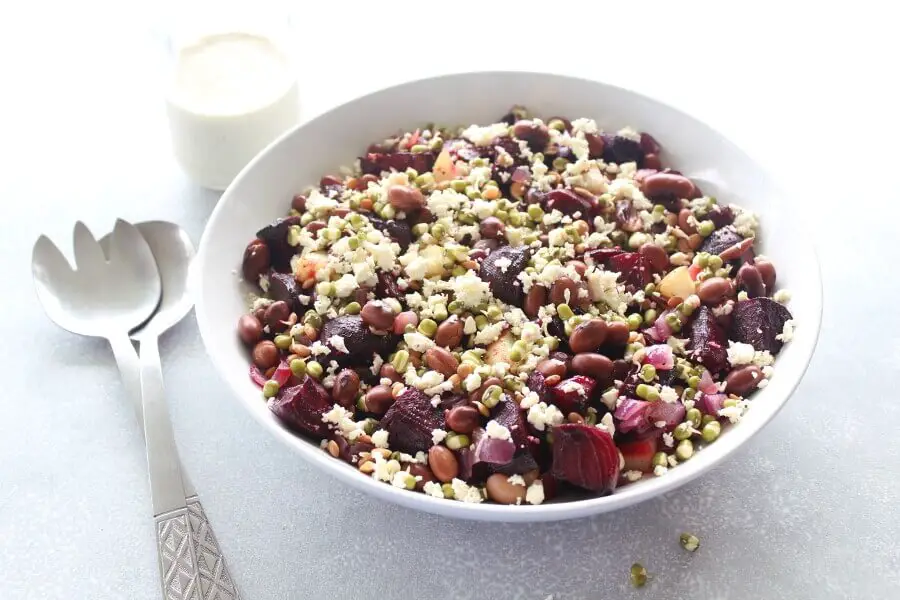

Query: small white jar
[[163, 11, 299, 191]]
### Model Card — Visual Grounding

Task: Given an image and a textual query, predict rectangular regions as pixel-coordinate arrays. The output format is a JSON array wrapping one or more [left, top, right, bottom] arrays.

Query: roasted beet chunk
[[526, 370, 552, 405], [491, 398, 530, 451], [268, 376, 332, 438], [380, 387, 444, 454], [360, 151, 435, 175], [369, 216, 412, 250], [256, 216, 302, 272], [700, 226, 745, 256], [318, 315, 393, 364], [689, 306, 728, 373], [550, 423, 620, 493], [731, 298, 793, 354], [601, 133, 644, 166], [551, 375, 597, 415], [542, 189, 593, 217], [480, 245, 532, 305], [375, 271, 402, 299], [267, 272, 304, 312], [606, 252, 652, 289]]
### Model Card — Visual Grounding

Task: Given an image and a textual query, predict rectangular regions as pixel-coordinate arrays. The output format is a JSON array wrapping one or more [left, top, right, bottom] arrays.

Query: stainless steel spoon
[[100, 221, 241, 600]]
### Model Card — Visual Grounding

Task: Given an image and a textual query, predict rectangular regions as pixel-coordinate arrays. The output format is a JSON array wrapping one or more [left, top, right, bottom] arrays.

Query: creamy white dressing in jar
[[165, 31, 299, 190]]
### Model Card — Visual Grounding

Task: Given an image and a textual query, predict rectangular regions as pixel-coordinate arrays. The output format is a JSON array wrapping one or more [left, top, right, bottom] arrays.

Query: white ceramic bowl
[[195, 72, 822, 522]]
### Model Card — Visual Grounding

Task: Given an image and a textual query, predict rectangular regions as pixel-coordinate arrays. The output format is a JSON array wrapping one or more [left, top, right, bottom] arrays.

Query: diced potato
[[658, 265, 695, 299]]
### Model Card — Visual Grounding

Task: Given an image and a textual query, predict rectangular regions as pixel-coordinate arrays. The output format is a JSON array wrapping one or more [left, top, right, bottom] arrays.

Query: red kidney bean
[[428, 446, 459, 483], [425, 347, 459, 377], [353, 174, 379, 191], [486, 473, 526, 504], [387, 185, 425, 211], [696, 277, 733, 305], [638, 243, 669, 272], [677, 208, 697, 235], [360, 300, 395, 330], [754, 258, 776, 294], [332, 369, 360, 408], [446, 405, 480, 435], [264, 301, 291, 331], [242, 240, 270, 282], [379, 364, 402, 383], [434, 318, 464, 348], [524, 285, 547, 318], [641, 173, 700, 200], [725, 365, 763, 396], [480, 217, 506, 239], [736, 264, 765, 298], [537, 358, 567, 379], [305, 220, 326, 234], [291, 194, 307, 212], [605, 321, 630, 346], [639, 132, 661, 154], [642, 153, 662, 170], [513, 120, 551, 151], [251, 340, 279, 370], [570, 353, 614, 381], [237, 314, 263, 345], [393, 311, 419, 335], [406, 463, 436, 491], [363, 385, 394, 415], [569, 319, 608, 354], [549, 277, 579, 306], [611, 359, 631, 382], [566, 260, 588, 277]]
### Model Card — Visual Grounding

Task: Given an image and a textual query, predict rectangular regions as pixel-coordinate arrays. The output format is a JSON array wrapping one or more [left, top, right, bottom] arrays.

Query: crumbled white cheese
[[371, 353, 384, 376], [431, 429, 447, 445], [391, 470, 419, 489], [653, 465, 669, 477], [422, 481, 445, 498], [427, 188, 465, 218], [404, 332, 435, 352], [463, 316, 477, 335], [464, 373, 482, 393], [597, 412, 616, 436], [461, 122, 509, 146], [624, 470, 643, 482], [485, 420, 512, 440], [371, 454, 401, 483], [719, 404, 744, 424], [473, 322, 505, 345], [600, 388, 619, 411], [520, 322, 541, 343], [776, 319, 795, 343], [662, 432, 675, 448], [453, 271, 492, 308], [527, 402, 564, 431], [585, 268, 628, 313], [773, 289, 792, 304], [727, 341, 756, 365], [571, 118, 599, 135], [450, 478, 484, 503], [322, 404, 351, 426], [525, 481, 545, 505], [733, 212, 759, 237], [371, 429, 390, 448], [752, 351, 775, 367], [495, 257, 512, 272], [328, 335, 349, 354], [519, 391, 539, 410]]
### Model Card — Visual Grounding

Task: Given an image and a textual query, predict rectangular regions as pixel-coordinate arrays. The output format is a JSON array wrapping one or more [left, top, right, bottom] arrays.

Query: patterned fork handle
[[155, 500, 241, 600]]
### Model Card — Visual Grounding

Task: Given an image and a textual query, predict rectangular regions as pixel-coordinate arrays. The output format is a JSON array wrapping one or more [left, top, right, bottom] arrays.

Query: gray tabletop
[[2, 4, 899, 599]]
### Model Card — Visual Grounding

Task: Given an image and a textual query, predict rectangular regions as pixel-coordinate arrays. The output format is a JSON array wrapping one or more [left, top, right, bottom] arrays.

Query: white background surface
[[2, 2, 899, 598]]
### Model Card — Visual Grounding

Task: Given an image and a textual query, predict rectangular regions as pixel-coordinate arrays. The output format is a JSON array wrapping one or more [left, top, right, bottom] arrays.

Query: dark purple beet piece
[[267, 272, 304, 312], [689, 306, 728, 373], [375, 271, 402, 300], [268, 376, 332, 438], [526, 370, 552, 405], [601, 134, 645, 165], [438, 394, 469, 412], [708, 205, 735, 228], [542, 189, 593, 217], [490, 451, 539, 476], [606, 252, 652, 289], [491, 398, 530, 451], [360, 151, 435, 175], [368, 216, 412, 250], [380, 387, 444, 454], [551, 375, 597, 415], [699, 226, 745, 256], [480, 245, 532, 305], [585, 247, 626, 265], [256, 216, 301, 272], [731, 298, 793, 354], [318, 315, 394, 365]]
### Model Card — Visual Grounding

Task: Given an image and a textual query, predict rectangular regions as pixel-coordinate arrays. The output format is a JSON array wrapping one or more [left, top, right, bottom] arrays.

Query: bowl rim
[[194, 70, 823, 522]]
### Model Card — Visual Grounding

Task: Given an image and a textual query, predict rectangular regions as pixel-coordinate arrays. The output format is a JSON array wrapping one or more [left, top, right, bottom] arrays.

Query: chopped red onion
[[644, 344, 675, 370], [614, 398, 652, 434], [473, 435, 515, 465], [511, 166, 531, 183], [645, 311, 674, 342], [249, 365, 268, 388], [696, 392, 726, 415], [271, 360, 292, 387], [698, 370, 718, 395], [647, 401, 685, 431]]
